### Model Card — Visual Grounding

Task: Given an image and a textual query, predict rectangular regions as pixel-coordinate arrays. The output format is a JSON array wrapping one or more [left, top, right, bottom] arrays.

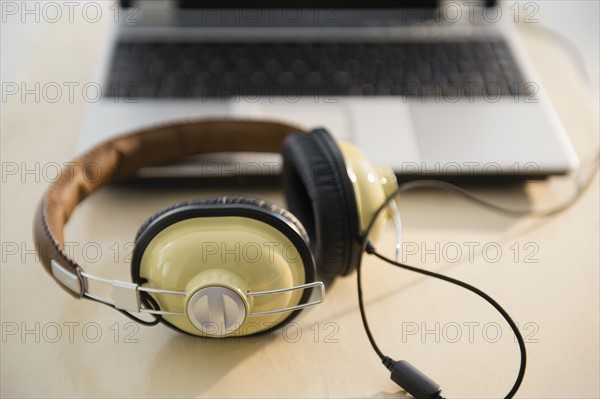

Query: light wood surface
[[1, 7, 599, 399]]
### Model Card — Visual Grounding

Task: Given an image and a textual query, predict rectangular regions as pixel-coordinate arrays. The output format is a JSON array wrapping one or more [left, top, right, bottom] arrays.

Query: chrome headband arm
[[82, 274, 324, 317], [79, 270, 185, 315], [388, 197, 403, 263], [247, 281, 325, 316], [50, 261, 324, 317]]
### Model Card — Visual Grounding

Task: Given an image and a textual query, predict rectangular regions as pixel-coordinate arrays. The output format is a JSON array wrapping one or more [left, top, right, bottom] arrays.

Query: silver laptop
[[77, 0, 579, 181]]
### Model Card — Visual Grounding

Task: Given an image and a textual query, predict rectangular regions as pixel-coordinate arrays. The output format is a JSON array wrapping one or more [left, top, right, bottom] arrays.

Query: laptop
[[77, 0, 579, 182]]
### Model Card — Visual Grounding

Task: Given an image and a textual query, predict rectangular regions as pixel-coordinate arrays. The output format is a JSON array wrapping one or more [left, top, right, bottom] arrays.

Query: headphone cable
[[357, 242, 527, 399], [357, 186, 531, 399]]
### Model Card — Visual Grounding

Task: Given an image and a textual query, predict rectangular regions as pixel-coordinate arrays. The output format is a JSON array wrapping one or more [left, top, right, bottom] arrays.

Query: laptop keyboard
[[106, 39, 531, 99]]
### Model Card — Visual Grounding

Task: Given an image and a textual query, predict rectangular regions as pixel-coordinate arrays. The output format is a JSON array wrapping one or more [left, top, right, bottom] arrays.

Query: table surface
[[1, 5, 599, 399]]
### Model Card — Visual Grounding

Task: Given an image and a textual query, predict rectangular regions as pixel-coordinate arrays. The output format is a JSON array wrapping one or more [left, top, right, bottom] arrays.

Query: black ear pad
[[135, 196, 309, 245], [282, 128, 361, 277]]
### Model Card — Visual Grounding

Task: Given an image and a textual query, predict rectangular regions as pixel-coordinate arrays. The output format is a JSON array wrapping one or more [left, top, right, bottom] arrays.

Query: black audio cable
[[356, 186, 529, 399], [357, 154, 598, 398]]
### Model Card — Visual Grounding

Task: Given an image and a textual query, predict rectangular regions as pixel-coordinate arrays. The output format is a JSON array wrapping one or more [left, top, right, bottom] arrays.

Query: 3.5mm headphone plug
[[382, 357, 445, 399]]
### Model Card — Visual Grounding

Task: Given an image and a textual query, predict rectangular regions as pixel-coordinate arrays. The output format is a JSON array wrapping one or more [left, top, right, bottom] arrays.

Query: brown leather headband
[[33, 118, 303, 298]]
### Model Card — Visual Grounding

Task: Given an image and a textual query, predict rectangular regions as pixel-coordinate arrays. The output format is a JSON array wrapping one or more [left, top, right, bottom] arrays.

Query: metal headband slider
[[79, 271, 186, 315], [111, 280, 141, 312], [50, 259, 83, 295]]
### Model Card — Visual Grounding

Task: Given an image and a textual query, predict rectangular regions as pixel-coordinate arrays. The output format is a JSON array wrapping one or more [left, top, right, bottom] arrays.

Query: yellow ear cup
[[337, 141, 399, 237], [132, 199, 316, 338], [139, 216, 308, 337]]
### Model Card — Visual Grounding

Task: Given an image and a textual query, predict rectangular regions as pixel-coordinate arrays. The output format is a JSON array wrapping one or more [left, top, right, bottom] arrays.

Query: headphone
[[34, 119, 527, 398], [33, 119, 397, 337]]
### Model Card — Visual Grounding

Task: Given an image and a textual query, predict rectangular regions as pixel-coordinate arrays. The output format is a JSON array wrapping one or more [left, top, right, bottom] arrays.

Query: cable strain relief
[[382, 356, 395, 370], [365, 241, 376, 254]]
